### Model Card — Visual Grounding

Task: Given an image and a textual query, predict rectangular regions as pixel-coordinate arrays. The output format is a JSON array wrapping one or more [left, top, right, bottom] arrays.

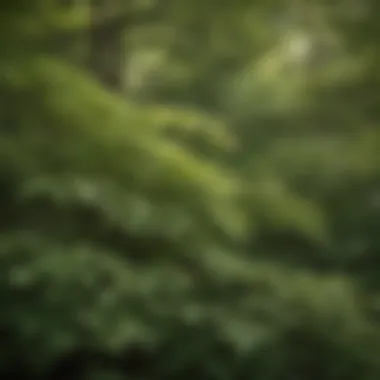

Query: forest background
[[2, 1, 380, 379]]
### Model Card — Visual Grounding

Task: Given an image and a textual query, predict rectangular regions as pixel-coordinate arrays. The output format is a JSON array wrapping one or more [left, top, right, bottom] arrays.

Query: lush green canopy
[[2, 1, 380, 380]]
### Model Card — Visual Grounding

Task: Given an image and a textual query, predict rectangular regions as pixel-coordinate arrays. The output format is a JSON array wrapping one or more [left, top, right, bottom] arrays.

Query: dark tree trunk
[[87, 0, 126, 92]]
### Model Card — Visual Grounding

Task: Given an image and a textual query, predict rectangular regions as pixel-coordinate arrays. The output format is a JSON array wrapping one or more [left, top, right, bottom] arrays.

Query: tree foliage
[[2, 1, 380, 380]]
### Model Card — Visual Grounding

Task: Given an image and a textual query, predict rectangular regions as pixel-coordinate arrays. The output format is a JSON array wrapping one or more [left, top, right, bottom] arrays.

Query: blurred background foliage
[[2, 0, 380, 379]]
